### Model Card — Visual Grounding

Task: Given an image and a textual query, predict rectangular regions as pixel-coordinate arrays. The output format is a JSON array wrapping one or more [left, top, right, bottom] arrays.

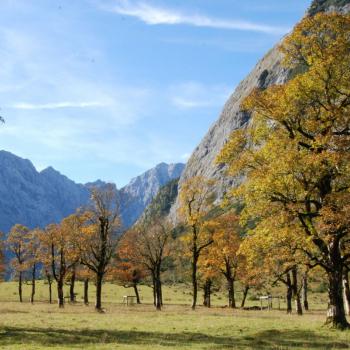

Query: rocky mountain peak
[[308, 0, 350, 16]]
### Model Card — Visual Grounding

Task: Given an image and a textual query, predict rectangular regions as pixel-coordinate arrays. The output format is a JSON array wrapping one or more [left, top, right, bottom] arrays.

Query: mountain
[[169, 0, 350, 221], [0, 150, 184, 233], [0, 151, 90, 233], [119, 163, 184, 228]]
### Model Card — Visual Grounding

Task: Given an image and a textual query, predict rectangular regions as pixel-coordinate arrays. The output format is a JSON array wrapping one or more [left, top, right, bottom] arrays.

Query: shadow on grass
[[0, 327, 348, 349]]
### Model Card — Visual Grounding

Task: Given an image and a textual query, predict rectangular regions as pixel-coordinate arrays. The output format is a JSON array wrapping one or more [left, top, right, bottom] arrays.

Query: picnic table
[[123, 295, 137, 306]]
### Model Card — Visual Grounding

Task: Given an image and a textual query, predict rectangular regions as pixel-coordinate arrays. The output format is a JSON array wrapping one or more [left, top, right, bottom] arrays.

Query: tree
[[42, 222, 79, 308], [218, 13, 350, 328], [178, 176, 215, 310], [7, 224, 30, 302], [208, 213, 242, 308], [119, 216, 171, 310], [79, 185, 121, 312], [113, 243, 147, 304], [26, 228, 42, 304]]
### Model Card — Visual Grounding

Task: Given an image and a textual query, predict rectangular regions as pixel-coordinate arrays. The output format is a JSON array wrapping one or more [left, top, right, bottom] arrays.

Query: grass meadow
[[0, 281, 349, 349]]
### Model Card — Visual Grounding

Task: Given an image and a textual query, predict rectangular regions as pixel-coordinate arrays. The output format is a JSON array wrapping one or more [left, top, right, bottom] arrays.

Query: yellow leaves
[[281, 13, 350, 69], [178, 176, 215, 226]]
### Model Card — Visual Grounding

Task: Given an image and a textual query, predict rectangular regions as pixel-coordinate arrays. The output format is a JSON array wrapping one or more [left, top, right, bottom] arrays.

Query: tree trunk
[[325, 239, 349, 329], [227, 278, 236, 308], [57, 279, 64, 308], [159, 280, 163, 306], [303, 272, 309, 311], [69, 270, 76, 303], [152, 273, 156, 307], [292, 267, 303, 315], [155, 268, 162, 310], [30, 263, 36, 304], [18, 271, 23, 303], [133, 283, 141, 304], [203, 279, 211, 308], [286, 272, 293, 314], [84, 278, 89, 305], [343, 271, 350, 316], [191, 254, 198, 310], [47, 275, 52, 304], [241, 286, 249, 308], [326, 267, 349, 328], [95, 272, 103, 311]]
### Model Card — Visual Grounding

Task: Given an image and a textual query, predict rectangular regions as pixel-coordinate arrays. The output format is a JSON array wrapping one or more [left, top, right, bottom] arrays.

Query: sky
[[0, 0, 311, 187]]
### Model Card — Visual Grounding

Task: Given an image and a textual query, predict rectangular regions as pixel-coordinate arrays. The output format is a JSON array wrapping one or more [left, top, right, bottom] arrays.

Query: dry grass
[[0, 281, 348, 349]]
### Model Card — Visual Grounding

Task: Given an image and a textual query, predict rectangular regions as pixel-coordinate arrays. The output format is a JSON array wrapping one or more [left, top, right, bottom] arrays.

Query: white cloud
[[105, 1, 289, 34], [9, 101, 109, 110]]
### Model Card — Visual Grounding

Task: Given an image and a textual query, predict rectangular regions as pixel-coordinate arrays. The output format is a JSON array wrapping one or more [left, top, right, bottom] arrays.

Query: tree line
[[0, 12, 349, 330]]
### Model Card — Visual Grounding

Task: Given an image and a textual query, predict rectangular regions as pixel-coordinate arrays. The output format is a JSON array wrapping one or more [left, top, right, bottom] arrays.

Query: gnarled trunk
[[326, 268, 348, 328], [325, 239, 349, 329], [343, 271, 350, 316]]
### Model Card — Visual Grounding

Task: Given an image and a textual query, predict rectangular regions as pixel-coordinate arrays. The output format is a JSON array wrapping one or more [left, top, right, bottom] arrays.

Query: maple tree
[[218, 13, 350, 328], [207, 212, 242, 308], [7, 224, 30, 302], [119, 215, 171, 310], [178, 176, 215, 310], [113, 239, 148, 304], [42, 221, 79, 308], [79, 185, 121, 312]]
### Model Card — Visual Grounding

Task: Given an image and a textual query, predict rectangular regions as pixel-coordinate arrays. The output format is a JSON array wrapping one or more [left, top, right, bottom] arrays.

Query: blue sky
[[0, 0, 311, 187]]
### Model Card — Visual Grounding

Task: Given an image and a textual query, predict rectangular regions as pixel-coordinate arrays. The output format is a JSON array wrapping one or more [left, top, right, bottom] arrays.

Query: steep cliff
[[170, 0, 350, 221]]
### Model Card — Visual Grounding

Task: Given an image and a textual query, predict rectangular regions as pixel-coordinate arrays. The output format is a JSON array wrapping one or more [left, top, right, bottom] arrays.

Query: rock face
[[119, 163, 185, 228], [169, 0, 350, 221], [0, 150, 184, 233]]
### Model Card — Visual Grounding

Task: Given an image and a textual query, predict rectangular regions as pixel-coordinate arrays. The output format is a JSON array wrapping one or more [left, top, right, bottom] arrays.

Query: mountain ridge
[[0, 150, 184, 232]]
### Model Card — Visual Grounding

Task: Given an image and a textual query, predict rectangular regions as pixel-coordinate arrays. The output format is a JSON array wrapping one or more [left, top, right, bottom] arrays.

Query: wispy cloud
[[9, 101, 108, 110], [105, 1, 289, 34]]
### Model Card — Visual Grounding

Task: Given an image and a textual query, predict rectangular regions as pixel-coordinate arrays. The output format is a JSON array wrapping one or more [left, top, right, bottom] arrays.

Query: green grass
[[0, 281, 348, 349]]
